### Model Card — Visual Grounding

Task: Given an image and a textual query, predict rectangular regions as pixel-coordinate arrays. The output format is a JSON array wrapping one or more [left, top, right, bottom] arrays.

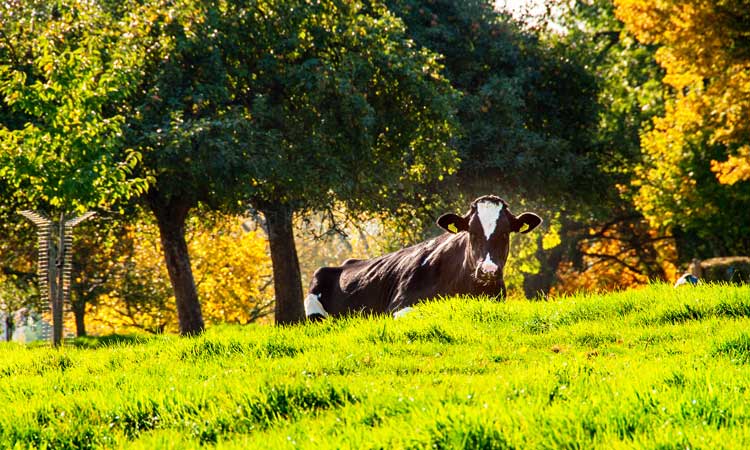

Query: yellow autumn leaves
[[84, 215, 274, 335], [615, 0, 750, 186]]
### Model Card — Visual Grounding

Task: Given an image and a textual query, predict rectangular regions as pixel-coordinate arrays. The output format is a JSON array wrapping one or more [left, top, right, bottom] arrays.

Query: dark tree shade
[[383, 0, 600, 203]]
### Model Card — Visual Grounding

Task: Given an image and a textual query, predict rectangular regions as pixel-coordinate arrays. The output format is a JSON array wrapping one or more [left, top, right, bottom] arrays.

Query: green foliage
[[0, 284, 749, 447], [128, 0, 458, 214], [385, 0, 599, 202], [642, 136, 750, 259], [554, 0, 664, 197], [125, 0, 254, 211], [0, 0, 150, 213]]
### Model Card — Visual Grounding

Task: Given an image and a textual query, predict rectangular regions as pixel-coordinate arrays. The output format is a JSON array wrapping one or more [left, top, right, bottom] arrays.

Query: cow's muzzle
[[474, 264, 503, 286], [481, 259, 498, 273]]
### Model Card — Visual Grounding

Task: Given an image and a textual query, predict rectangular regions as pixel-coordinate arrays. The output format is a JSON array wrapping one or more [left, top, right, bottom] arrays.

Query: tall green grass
[[1, 283, 750, 449]]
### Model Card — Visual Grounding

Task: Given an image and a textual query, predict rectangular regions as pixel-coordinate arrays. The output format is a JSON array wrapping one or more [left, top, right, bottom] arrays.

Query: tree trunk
[[148, 192, 204, 336], [72, 297, 86, 337], [263, 205, 305, 325], [5, 314, 12, 342], [523, 219, 575, 299]]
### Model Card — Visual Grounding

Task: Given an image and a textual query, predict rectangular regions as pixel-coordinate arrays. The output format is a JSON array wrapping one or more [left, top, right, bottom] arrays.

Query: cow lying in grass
[[304, 195, 542, 319]]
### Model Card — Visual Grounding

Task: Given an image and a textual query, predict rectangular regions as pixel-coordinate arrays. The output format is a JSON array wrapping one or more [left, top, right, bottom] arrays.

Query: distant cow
[[304, 195, 542, 319]]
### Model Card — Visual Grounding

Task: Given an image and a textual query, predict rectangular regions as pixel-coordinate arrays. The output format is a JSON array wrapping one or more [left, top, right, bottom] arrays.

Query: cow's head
[[436, 195, 542, 284]]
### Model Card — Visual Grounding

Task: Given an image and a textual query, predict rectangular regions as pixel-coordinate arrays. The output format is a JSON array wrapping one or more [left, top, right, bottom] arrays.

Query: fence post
[[19, 211, 95, 346]]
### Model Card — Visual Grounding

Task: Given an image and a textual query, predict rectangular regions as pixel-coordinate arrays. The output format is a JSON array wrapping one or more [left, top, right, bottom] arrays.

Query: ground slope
[[2, 283, 750, 449]]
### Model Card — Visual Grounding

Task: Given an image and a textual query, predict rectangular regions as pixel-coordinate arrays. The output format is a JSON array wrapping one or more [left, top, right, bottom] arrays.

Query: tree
[[0, 0, 151, 343], [614, 0, 750, 185], [125, 0, 458, 327], [614, 0, 750, 258], [384, 0, 600, 201], [122, 0, 259, 334], [533, 0, 678, 290], [0, 0, 149, 214], [554, 0, 664, 192], [551, 217, 678, 294], [83, 212, 274, 335]]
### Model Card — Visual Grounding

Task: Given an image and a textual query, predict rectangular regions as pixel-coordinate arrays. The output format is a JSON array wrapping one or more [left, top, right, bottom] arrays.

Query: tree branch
[[581, 252, 644, 275]]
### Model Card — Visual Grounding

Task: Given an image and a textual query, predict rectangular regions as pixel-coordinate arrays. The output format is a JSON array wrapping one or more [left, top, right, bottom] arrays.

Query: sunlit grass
[[1, 283, 750, 448]]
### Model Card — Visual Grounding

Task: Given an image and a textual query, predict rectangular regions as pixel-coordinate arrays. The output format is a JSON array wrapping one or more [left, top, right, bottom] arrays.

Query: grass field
[[2, 283, 750, 449]]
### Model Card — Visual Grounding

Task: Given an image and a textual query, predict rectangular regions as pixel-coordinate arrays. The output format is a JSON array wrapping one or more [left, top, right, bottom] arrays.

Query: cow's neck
[[441, 233, 505, 295], [435, 233, 478, 282]]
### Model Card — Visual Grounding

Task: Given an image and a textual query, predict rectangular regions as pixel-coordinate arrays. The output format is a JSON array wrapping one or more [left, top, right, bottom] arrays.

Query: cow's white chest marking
[[477, 201, 503, 240], [481, 253, 499, 273], [304, 293, 329, 318]]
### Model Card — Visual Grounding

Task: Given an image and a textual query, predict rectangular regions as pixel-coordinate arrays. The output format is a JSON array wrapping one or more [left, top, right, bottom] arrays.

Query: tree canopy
[[123, 0, 458, 327], [0, 0, 149, 214], [615, 0, 750, 257], [385, 0, 600, 204], [615, 0, 750, 185]]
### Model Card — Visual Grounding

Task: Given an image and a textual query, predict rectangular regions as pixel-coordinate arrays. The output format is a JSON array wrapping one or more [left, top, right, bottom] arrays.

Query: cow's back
[[308, 234, 467, 316], [326, 249, 419, 314]]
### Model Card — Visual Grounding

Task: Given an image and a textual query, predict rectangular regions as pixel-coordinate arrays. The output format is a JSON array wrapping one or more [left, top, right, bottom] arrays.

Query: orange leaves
[[189, 217, 274, 325], [553, 238, 647, 295], [551, 219, 677, 295]]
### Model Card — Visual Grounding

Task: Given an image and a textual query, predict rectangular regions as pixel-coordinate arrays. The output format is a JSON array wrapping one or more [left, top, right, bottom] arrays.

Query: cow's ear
[[437, 213, 469, 234], [511, 212, 542, 234]]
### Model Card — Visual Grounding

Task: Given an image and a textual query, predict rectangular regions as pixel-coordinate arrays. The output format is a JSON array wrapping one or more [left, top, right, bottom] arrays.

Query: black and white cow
[[304, 195, 542, 319]]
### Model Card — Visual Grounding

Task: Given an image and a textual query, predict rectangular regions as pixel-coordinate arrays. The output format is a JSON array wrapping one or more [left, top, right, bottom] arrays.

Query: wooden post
[[19, 211, 95, 346]]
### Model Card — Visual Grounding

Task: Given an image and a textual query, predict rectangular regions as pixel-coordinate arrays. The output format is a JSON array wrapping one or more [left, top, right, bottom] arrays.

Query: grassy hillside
[[2, 284, 750, 449]]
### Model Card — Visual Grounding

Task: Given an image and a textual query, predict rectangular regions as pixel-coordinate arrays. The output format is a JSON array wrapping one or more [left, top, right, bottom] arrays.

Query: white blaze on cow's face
[[472, 200, 508, 277], [477, 201, 504, 240], [477, 201, 503, 274]]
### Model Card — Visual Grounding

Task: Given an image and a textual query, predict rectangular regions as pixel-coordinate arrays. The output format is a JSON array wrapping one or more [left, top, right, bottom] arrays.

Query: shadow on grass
[[65, 334, 150, 349]]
